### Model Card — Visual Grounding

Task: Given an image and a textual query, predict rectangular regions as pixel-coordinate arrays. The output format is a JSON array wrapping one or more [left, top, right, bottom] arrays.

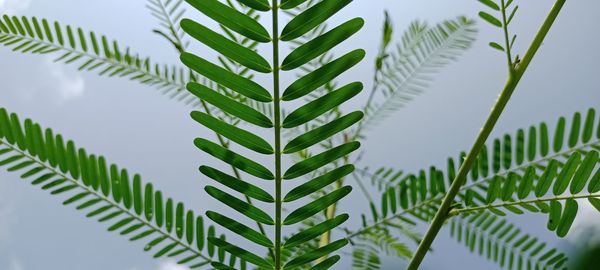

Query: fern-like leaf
[[0, 108, 247, 269], [358, 17, 477, 134], [349, 107, 600, 269], [180, 0, 364, 269]]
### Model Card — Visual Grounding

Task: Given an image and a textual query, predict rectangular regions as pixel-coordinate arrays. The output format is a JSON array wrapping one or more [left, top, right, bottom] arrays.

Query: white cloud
[[8, 256, 24, 270], [566, 200, 600, 247], [43, 57, 86, 103], [157, 261, 189, 270], [0, 0, 31, 14]]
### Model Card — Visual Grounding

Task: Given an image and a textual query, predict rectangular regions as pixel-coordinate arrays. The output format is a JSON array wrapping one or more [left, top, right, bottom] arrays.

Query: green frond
[[181, 0, 364, 268], [450, 211, 567, 269], [478, 0, 520, 67], [0, 14, 257, 123], [357, 107, 600, 226], [0, 108, 246, 269], [0, 15, 205, 106], [146, 0, 189, 51], [359, 17, 477, 134], [452, 145, 600, 238], [350, 224, 417, 270], [350, 107, 599, 269]]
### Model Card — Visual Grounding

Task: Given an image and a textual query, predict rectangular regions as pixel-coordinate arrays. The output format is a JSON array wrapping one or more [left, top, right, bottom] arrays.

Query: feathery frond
[[0, 108, 245, 269], [0, 15, 204, 106], [450, 212, 567, 269], [359, 17, 477, 134], [478, 0, 520, 67], [180, 0, 365, 269], [349, 107, 599, 269], [146, 0, 189, 51]]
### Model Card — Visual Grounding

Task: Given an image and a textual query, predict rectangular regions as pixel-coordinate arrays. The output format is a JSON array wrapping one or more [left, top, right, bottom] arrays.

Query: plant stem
[[272, 1, 283, 269], [406, 1, 566, 269], [347, 138, 599, 240], [451, 193, 599, 216], [500, 0, 514, 69]]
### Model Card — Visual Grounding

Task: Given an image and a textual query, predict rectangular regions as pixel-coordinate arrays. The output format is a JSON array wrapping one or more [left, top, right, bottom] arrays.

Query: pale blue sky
[[0, 0, 599, 270]]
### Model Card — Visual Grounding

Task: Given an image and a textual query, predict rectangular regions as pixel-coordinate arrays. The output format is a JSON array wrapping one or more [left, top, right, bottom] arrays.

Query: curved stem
[[271, 1, 283, 269], [406, 1, 566, 269], [451, 193, 600, 216]]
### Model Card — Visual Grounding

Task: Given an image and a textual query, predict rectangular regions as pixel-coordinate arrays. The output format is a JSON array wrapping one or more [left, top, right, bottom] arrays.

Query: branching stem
[[406, 1, 566, 269]]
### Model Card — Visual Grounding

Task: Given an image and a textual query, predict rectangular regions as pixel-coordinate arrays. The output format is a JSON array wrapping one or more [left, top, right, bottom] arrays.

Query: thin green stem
[[406, 1, 566, 269], [272, 1, 283, 269], [347, 139, 598, 241], [451, 193, 600, 216], [500, 0, 514, 70]]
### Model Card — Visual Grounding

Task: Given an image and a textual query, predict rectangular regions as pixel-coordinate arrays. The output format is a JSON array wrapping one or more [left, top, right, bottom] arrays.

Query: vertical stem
[[271, 1, 283, 269], [500, 0, 514, 69], [405, 1, 566, 269]]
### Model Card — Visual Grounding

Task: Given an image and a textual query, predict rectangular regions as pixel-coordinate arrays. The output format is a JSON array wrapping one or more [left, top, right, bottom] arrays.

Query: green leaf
[[210, 262, 235, 270], [486, 176, 502, 204], [191, 111, 273, 155], [517, 167, 535, 200], [282, 82, 362, 128], [200, 166, 274, 203], [478, 11, 502, 27], [284, 112, 363, 154], [280, 0, 352, 41], [588, 197, 600, 212], [489, 42, 505, 52], [280, 0, 309, 10], [181, 19, 271, 73], [554, 117, 566, 152], [185, 0, 270, 42], [311, 255, 341, 270], [282, 49, 365, 101], [282, 18, 364, 71], [283, 142, 360, 180], [587, 167, 600, 193], [206, 211, 273, 248], [553, 152, 581, 196], [547, 200, 561, 231], [503, 134, 512, 170], [187, 83, 273, 128], [479, 0, 500, 11], [582, 109, 596, 143], [283, 186, 352, 225], [205, 186, 274, 225], [568, 112, 581, 148], [207, 237, 273, 268], [284, 239, 348, 269], [527, 126, 537, 161], [284, 165, 354, 202], [535, 160, 558, 197], [194, 138, 274, 180], [501, 173, 518, 201], [181, 52, 272, 102], [556, 199, 577, 238], [516, 129, 525, 165], [284, 214, 349, 249], [237, 0, 270, 12], [570, 151, 599, 194], [540, 123, 550, 157]]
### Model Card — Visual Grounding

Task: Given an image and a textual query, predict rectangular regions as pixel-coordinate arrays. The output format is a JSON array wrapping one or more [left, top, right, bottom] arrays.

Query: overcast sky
[[0, 0, 599, 270]]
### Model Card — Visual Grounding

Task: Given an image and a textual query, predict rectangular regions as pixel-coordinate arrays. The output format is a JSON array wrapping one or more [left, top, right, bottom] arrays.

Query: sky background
[[0, 0, 599, 269]]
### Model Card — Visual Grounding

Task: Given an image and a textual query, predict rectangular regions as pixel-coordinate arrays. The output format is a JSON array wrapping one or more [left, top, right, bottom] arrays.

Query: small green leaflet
[[185, 0, 271, 42]]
